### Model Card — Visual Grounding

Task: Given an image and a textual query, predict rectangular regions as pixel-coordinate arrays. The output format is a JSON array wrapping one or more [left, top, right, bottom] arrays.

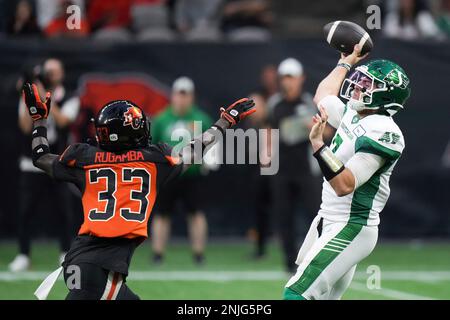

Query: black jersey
[[54, 142, 182, 274]]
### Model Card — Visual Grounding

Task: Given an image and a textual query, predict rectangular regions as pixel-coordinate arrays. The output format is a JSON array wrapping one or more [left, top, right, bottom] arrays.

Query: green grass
[[1, 240, 450, 300]]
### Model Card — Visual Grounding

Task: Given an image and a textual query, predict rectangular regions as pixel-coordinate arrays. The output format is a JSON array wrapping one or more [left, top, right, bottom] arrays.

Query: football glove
[[22, 83, 51, 121], [220, 98, 256, 126]]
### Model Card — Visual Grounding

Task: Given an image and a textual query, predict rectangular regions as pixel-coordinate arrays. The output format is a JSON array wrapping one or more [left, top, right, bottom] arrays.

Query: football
[[323, 21, 373, 56]]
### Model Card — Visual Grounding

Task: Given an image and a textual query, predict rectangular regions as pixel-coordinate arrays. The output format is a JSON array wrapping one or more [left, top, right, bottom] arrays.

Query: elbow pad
[[31, 126, 50, 166], [32, 144, 50, 166]]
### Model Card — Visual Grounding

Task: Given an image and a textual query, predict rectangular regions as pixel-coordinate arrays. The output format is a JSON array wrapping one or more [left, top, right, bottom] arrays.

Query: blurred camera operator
[[9, 58, 80, 272]]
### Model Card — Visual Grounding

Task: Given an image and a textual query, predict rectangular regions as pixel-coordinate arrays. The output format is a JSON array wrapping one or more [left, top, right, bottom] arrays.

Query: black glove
[[22, 83, 51, 121], [219, 98, 256, 127]]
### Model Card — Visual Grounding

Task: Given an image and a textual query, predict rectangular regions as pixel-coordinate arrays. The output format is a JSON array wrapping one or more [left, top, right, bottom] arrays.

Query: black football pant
[[271, 173, 321, 272], [17, 172, 73, 255], [63, 263, 139, 300]]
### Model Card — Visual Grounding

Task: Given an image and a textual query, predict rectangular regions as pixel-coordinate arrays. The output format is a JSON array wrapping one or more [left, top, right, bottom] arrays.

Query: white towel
[[34, 266, 63, 300]]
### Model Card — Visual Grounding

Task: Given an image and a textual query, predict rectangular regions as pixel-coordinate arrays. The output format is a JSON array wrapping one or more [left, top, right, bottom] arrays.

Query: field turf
[[0, 241, 449, 300]]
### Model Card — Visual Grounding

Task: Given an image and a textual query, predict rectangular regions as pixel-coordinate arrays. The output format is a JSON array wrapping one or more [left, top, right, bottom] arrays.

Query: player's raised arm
[[309, 106, 384, 197], [22, 83, 59, 177], [313, 44, 368, 104], [179, 98, 255, 173]]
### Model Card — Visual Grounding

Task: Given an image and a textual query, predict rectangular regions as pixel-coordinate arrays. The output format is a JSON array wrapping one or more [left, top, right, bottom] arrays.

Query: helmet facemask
[[340, 66, 387, 112]]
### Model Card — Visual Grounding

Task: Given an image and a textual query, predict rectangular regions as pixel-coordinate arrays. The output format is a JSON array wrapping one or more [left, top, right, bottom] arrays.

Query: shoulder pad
[[59, 143, 96, 168]]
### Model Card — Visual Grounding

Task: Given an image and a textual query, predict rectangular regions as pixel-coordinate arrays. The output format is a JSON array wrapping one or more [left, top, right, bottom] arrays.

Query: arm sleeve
[[52, 159, 85, 189], [346, 152, 385, 189], [317, 95, 346, 129], [154, 142, 183, 186], [52, 143, 90, 189]]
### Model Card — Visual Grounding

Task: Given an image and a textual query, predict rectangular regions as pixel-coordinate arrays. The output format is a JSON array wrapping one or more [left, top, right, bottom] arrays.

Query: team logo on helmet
[[123, 105, 144, 130], [385, 69, 409, 89]]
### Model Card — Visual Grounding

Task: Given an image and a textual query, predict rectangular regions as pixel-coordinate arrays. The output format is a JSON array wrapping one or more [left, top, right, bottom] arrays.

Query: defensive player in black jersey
[[23, 82, 255, 300]]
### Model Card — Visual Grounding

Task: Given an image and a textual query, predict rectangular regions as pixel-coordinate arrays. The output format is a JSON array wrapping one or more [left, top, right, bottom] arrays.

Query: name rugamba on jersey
[[94, 150, 145, 163]]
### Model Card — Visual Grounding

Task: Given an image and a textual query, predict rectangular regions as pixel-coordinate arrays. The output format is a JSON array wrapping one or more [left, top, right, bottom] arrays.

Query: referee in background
[[267, 58, 328, 273]]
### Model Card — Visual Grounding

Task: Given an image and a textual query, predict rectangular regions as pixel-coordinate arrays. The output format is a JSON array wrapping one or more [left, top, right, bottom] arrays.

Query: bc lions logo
[[123, 106, 143, 130]]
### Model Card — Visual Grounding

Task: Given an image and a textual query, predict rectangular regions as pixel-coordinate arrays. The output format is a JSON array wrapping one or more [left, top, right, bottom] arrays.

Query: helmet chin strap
[[349, 98, 394, 116], [348, 98, 366, 111], [380, 106, 400, 117]]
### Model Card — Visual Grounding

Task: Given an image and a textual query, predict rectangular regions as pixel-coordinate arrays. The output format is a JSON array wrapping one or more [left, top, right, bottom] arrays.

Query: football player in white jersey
[[283, 44, 411, 300]]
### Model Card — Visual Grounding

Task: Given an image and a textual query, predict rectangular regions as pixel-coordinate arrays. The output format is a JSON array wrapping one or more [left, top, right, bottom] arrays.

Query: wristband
[[337, 62, 352, 71], [313, 144, 345, 181], [220, 110, 236, 126], [32, 144, 50, 165], [32, 126, 47, 139]]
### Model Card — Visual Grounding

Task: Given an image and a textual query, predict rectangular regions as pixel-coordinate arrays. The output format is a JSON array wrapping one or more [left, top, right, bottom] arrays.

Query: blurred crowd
[[0, 0, 449, 41], [1, 0, 273, 41]]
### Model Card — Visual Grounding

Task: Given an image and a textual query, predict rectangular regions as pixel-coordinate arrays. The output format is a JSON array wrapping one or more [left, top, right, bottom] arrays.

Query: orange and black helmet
[[94, 100, 151, 152]]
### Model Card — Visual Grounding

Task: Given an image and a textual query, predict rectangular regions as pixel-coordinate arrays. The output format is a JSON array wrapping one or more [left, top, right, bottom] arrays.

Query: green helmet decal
[[385, 68, 410, 90], [340, 59, 411, 116]]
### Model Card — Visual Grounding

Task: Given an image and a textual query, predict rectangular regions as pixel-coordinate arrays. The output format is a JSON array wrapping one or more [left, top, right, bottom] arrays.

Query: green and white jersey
[[318, 96, 405, 226]]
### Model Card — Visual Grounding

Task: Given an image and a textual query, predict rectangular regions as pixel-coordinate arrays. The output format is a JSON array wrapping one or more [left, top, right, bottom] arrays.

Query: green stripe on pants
[[287, 223, 363, 297]]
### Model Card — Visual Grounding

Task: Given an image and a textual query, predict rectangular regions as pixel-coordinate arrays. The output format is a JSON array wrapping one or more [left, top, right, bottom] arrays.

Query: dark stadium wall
[[0, 38, 449, 239]]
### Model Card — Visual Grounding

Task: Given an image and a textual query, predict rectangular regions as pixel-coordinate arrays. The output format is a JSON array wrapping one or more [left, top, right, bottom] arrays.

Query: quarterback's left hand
[[309, 105, 328, 152], [22, 83, 52, 121], [220, 98, 256, 127]]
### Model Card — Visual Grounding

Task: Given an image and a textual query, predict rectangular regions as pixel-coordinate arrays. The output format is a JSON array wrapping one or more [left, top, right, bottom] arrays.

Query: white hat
[[278, 58, 303, 77], [172, 76, 195, 93]]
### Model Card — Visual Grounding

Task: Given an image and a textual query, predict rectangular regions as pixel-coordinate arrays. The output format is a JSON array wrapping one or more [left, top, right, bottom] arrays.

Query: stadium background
[[0, 0, 449, 300]]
